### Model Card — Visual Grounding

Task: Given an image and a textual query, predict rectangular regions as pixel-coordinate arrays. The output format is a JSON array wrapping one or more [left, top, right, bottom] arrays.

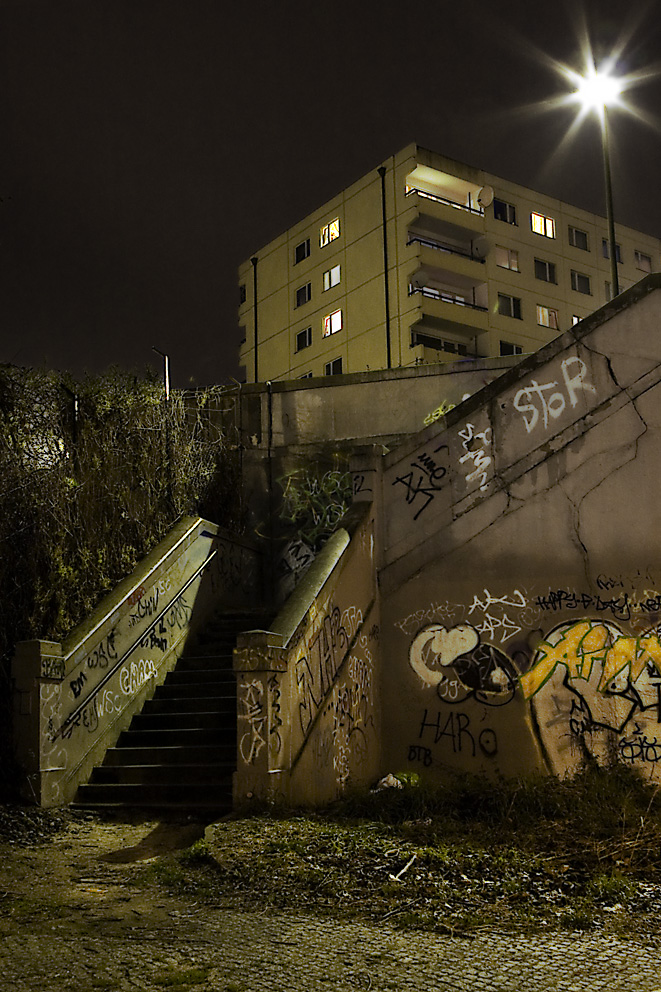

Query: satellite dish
[[473, 236, 491, 259], [477, 185, 494, 208]]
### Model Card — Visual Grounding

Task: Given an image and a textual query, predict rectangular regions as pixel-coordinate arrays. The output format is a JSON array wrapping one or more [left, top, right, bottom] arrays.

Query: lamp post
[[574, 67, 623, 298], [152, 346, 170, 401]]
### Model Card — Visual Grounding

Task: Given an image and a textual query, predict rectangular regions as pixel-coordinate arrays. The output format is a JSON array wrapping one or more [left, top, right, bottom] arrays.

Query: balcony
[[406, 284, 490, 337], [404, 186, 485, 236], [406, 234, 488, 286]]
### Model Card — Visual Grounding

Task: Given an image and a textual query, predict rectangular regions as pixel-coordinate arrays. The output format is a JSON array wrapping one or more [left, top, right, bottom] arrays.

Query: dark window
[[568, 226, 589, 251], [324, 357, 343, 376], [497, 293, 522, 319], [571, 270, 591, 295], [602, 239, 622, 263], [635, 250, 652, 272], [296, 327, 312, 351], [500, 340, 523, 356], [295, 283, 312, 308], [238, 284, 246, 305], [493, 199, 516, 225], [294, 239, 311, 264], [534, 258, 557, 283]]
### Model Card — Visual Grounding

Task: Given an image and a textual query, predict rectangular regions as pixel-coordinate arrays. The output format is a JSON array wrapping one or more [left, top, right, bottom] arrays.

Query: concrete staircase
[[74, 611, 270, 812]]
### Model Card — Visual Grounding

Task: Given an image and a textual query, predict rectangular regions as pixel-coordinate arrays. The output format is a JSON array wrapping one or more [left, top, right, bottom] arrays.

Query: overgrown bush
[[0, 364, 241, 796]]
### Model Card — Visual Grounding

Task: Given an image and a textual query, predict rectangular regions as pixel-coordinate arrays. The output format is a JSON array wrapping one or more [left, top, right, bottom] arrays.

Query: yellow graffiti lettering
[[522, 620, 661, 699]]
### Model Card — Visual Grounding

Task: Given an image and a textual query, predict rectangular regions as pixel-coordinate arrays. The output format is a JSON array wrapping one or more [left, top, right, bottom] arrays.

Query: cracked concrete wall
[[377, 275, 661, 782]]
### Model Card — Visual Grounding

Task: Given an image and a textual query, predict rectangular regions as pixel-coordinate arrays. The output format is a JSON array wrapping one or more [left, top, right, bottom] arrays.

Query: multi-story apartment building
[[238, 143, 660, 382]]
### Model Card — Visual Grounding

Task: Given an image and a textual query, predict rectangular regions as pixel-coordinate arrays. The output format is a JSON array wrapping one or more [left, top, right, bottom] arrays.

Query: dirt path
[[1, 811, 661, 992]]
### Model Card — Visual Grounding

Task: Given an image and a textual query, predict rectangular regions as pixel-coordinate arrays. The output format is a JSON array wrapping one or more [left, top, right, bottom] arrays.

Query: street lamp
[[573, 66, 624, 298]]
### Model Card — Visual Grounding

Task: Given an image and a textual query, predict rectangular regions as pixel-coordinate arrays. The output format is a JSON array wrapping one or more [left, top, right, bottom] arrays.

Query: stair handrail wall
[[233, 501, 381, 806], [12, 516, 262, 806]]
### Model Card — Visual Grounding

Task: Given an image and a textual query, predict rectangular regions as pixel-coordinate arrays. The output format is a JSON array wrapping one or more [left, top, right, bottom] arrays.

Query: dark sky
[[2, 0, 661, 387]]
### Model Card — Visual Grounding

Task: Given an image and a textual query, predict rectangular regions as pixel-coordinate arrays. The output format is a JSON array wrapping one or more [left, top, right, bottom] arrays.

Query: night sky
[[2, 0, 661, 387]]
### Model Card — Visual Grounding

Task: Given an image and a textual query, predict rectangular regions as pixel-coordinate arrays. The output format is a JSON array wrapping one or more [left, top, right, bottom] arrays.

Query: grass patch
[[144, 765, 661, 935], [153, 966, 211, 989]]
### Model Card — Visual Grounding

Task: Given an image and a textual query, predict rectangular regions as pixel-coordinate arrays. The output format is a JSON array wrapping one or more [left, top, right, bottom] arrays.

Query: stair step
[[164, 669, 236, 685], [75, 782, 233, 806], [150, 682, 236, 706], [74, 609, 272, 810], [118, 727, 235, 747], [103, 744, 236, 765], [90, 763, 234, 785], [142, 696, 234, 715], [131, 710, 235, 731], [173, 655, 233, 670]]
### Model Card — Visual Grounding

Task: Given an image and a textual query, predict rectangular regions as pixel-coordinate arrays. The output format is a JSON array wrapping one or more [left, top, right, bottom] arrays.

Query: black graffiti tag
[[392, 444, 449, 520]]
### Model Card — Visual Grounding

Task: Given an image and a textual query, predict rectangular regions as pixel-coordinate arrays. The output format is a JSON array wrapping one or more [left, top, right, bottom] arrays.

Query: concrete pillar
[[12, 640, 65, 806]]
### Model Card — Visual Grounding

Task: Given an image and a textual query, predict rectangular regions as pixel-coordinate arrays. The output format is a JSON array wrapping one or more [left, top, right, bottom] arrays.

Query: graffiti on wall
[[238, 678, 267, 765], [457, 423, 492, 494], [296, 605, 363, 736], [391, 444, 450, 521], [512, 357, 596, 434], [409, 623, 519, 706], [403, 579, 661, 778]]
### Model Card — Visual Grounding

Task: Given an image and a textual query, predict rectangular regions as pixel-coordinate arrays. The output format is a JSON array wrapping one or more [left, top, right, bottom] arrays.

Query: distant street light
[[152, 347, 170, 401], [573, 65, 624, 298]]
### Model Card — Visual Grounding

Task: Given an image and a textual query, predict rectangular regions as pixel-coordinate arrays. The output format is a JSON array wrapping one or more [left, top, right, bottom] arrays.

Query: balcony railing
[[407, 234, 485, 264], [405, 186, 484, 216], [408, 285, 488, 312]]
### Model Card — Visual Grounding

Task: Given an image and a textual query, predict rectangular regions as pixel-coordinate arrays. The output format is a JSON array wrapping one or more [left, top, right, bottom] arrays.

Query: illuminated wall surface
[[231, 275, 661, 804], [379, 276, 661, 782]]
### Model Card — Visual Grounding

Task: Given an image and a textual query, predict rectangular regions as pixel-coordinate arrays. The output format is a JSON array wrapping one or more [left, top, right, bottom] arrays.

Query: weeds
[[143, 765, 661, 935]]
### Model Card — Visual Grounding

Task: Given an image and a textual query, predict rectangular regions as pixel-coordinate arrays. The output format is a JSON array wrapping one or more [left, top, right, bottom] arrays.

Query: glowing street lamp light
[[574, 66, 624, 297]]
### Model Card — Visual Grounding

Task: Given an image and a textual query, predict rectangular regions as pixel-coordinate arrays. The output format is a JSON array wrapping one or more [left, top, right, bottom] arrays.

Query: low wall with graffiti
[[377, 275, 661, 783], [233, 502, 380, 805], [12, 516, 261, 805]]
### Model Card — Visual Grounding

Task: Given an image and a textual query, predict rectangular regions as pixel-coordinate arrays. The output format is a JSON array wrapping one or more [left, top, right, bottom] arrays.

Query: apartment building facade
[[238, 143, 660, 382]]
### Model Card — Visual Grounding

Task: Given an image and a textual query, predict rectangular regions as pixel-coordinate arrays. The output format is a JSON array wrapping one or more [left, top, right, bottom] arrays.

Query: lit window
[[320, 218, 340, 247], [324, 357, 343, 376], [497, 293, 522, 319], [602, 239, 622, 263], [323, 264, 341, 291], [493, 199, 516, 225], [635, 250, 652, 272], [495, 246, 519, 271], [568, 226, 589, 251], [296, 327, 312, 351], [572, 315, 581, 326], [295, 283, 312, 308], [323, 309, 343, 336], [294, 239, 311, 264], [534, 258, 557, 283], [239, 284, 246, 305], [500, 341, 523, 356], [571, 270, 591, 295], [531, 212, 556, 238], [536, 305, 559, 329]]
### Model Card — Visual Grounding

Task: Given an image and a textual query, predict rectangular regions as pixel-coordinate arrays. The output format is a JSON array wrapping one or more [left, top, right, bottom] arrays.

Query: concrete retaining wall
[[377, 275, 661, 782], [233, 503, 380, 806]]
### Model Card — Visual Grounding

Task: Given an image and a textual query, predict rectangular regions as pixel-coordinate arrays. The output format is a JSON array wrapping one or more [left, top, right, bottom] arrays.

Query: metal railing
[[405, 185, 484, 216], [408, 285, 488, 312], [407, 234, 485, 263]]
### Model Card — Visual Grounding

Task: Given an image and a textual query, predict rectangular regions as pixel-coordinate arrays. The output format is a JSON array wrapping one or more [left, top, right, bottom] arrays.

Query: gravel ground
[[1, 806, 661, 992]]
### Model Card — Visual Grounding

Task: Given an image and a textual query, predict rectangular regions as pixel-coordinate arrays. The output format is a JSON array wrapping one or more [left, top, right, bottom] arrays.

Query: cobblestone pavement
[[1, 814, 661, 991]]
